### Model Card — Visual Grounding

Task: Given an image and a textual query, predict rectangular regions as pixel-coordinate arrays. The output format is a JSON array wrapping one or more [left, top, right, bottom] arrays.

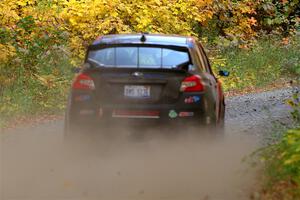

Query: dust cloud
[[1, 124, 259, 200]]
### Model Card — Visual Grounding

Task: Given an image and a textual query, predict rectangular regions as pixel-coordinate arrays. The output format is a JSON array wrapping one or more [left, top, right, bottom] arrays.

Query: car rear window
[[88, 47, 190, 69]]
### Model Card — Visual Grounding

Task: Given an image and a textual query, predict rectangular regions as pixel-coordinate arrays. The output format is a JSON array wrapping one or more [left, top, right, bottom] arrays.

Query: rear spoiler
[[87, 43, 190, 51]]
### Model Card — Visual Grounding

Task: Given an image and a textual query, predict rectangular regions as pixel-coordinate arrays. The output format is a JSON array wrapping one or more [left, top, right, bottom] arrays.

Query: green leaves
[[17, 16, 36, 33], [255, 128, 300, 199], [287, 92, 300, 124]]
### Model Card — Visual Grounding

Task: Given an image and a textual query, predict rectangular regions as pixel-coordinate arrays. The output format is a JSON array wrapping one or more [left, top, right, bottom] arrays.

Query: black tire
[[204, 99, 225, 137], [213, 99, 225, 136], [218, 99, 225, 128]]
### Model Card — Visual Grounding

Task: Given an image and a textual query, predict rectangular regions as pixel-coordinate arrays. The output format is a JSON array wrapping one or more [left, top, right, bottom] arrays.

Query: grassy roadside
[[252, 91, 300, 200], [0, 58, 73, 129], [210, 34, 300, 92], [257, 128, 300, 200]]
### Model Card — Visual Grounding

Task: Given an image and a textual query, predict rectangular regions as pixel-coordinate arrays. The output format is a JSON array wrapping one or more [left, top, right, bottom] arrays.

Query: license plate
[[124, 85, 150, 98]]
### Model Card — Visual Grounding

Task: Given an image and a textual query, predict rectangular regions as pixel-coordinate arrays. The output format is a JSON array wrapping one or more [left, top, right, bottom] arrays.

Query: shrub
[[0, 14, 73, 126], [258, 128, 300, 200]]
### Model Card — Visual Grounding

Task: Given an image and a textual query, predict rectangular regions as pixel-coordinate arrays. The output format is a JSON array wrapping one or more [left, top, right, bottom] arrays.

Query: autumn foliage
[[1, 0, 299, 63]]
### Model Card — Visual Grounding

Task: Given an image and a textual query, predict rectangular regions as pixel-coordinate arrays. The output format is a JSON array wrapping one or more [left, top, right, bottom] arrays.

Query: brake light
[[72, 73, 95, 90], [180, 75, 204, 92]]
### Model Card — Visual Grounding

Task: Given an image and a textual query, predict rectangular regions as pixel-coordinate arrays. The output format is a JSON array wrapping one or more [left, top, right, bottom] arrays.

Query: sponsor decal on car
[[168, 110, 178, 119], [75, 95, 91, 102], [179, 112, 194, 117], [184, 96, 201, 104]]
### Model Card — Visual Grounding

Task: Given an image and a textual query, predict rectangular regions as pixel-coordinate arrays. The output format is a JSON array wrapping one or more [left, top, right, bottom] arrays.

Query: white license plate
[[124, 85, 150, 98]]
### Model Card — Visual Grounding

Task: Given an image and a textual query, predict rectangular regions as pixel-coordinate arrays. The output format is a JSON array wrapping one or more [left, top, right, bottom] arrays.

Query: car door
[[196, 43, 221, 119]]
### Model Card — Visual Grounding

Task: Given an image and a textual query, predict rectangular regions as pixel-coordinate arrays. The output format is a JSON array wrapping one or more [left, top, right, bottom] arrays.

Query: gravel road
[[226, 87, 296, 135], [0, 87, 297, 200]]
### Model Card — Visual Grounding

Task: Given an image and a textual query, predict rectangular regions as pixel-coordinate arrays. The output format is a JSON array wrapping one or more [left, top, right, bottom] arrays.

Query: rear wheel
[[213, 99, 225, 136], [64, 110, 94, 144], [203, 99, 225, 137], [64, 115, 82, 144], [218, 99, 225, 128]]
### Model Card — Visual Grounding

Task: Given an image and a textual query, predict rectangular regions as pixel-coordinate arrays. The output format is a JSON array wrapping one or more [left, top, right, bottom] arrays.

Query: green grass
[[211, 34, 300, 91]]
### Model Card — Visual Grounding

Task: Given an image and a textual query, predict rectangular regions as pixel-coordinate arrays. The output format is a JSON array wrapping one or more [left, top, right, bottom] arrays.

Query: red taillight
[[180, 75, 204, 92], [72, 73, 95, 90]]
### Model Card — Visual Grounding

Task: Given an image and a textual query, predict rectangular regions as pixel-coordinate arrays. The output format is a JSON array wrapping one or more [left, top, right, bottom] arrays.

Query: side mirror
[[219, 70, 230, 77], [72, 63, 91, 73], [72, 67, 81, 73]]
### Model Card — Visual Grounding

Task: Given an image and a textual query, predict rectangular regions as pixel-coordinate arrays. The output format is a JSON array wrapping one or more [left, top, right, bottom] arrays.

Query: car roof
[[91, 33, 195, 48]]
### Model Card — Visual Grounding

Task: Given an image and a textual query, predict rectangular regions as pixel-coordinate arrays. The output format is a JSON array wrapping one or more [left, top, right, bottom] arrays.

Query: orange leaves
[[248, 17, 257, 26], [282, 37, 290, 45], [280, 0, 289, 4]]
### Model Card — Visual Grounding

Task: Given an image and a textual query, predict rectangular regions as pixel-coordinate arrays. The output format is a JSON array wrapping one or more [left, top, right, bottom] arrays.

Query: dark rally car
[[65, 34, 229, 135]]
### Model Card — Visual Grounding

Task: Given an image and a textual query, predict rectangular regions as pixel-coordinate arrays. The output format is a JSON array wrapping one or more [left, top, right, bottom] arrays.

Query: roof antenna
[[140, 33, 147, 42]]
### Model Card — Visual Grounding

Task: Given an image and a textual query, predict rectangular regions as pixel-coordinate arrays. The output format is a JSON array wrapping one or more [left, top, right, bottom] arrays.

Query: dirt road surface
[[0, 88, 296, 200]]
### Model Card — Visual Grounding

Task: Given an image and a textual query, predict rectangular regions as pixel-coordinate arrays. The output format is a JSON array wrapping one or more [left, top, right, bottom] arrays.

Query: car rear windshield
[[87, 47, 191, 69]]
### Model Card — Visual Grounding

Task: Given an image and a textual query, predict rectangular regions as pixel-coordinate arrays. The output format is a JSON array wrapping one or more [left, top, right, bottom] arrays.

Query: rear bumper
[[103, 104, 203, 119], [69, 109, 211, 131], [69, 110, 208, 131], [68, 92, 214, 128]]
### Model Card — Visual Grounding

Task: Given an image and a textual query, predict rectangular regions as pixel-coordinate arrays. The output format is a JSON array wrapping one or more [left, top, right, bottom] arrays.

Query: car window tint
[[116, 47, 138, 67], [194, 44, 207, 72], [162, 49, 189, 68], [88, 47, 190, 69], [139, 47, 161, 68], [89, 48, 115, 66]]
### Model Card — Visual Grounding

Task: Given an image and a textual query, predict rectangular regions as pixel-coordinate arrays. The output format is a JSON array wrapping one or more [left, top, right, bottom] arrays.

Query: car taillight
[[180, 75, 204, 92], [72, 73, 95, 90]]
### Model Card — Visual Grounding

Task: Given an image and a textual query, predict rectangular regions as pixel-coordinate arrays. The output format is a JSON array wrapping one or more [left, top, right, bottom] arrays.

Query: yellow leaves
[[284, 154, 300, 165], [35, 74, 55, 88], [69, 17, 77, 26], [0, 44, 16, 63], [286, 99, 295, 107], [280, 129, 300, 166], [0, 1, 20, 26], [16, 1, 26, 6], [0, 0, 265, 65], [240, 5, 253, 14], [154, 0, 162, 6], [35, 73, 69, 89], [196, 12, 213, 23]]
